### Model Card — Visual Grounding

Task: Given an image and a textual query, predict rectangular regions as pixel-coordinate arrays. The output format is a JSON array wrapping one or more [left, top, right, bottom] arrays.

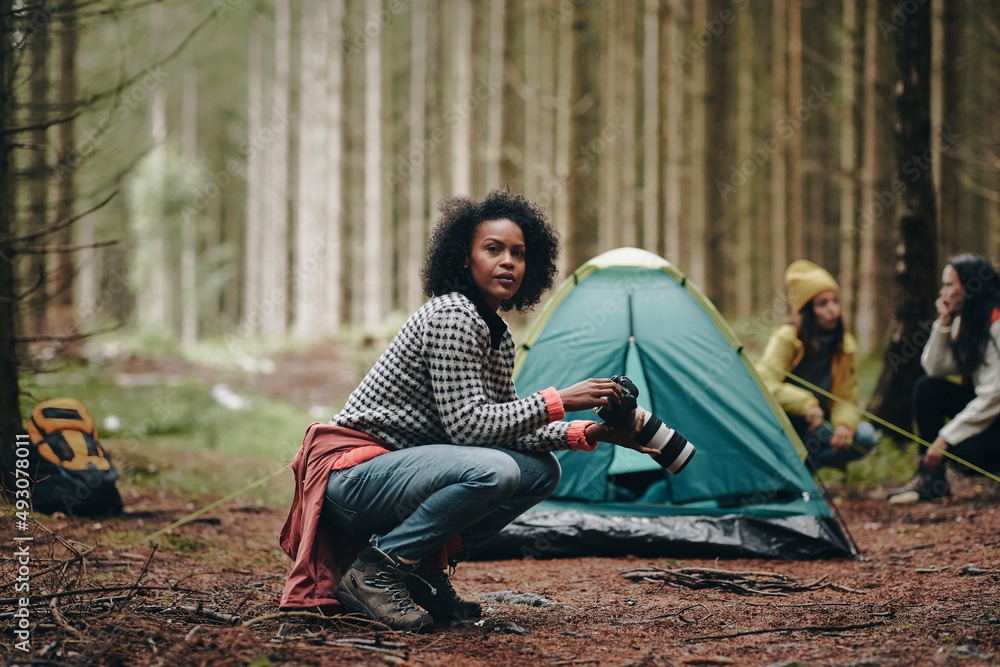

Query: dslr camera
[[594, 376, 696, 475]]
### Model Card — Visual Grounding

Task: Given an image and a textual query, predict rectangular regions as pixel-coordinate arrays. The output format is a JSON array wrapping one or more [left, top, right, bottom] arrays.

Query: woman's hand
[[584, 410, 661, 455], [935, 295, 958, 327], [829, 425, 854, 453], [558, 378, 625, 413], [923, 435, 948, 469], [804, 405, 825, 433]]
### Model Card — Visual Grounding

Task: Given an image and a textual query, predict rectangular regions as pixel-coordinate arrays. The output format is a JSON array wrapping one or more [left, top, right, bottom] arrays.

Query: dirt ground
[[1, 472, 997, 667], [3, 345, 999, 666]]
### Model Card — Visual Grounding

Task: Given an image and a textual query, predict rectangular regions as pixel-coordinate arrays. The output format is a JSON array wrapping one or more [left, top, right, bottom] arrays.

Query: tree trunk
[[704, 0, 730, 309], [687, 0, 707, 287], [599, 1, 620, 253], [931, 0, 960, 263], [265, 0, 291, 337], [552, 0, 571, 277], [181, 69, 198, 346], [0, 0, 23, 492], [537, 0, 555, 209], [662, 0, 683, 265], [324, 0, 346, 332], [295, 0, 327, 340], [26, 11, 49, 338], [565, 0, 593, 272], [733, 2, 754, 319], [244, 23, 264, 334], [452, 0, 473, 195], [856, 0, 891, 353], [406, 0, 428, 312], [523, 0, 540, 199], [619, 1, 637, 248], [870, 0, 938, 432], [363, 0, 385, 328], [642, 0, 659, 254], [839, 0, 863, 329], [787, 0, 805, 263], [500, 0, 521, 187], [133, 84, 172, 336], [770, 0, 788, 300], [485, 0, 505, 191], [51, 7, 78, 337]]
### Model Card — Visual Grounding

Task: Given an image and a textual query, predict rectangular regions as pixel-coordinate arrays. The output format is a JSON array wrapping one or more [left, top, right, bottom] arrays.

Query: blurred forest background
[[2, 0, 1000, 475]]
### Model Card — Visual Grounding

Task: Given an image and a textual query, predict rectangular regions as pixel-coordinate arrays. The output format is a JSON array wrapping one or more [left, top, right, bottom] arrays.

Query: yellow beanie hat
[[785, 260, 839, 314]]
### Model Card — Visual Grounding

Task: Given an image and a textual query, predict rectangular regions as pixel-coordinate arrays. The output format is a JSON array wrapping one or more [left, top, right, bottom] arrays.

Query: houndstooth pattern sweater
[[332, 291, 591, 452]]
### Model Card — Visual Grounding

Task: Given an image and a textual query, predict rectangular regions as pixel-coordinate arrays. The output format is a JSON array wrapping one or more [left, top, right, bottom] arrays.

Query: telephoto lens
[[633, 407, 696, 474], [594, 376, 696, 475]]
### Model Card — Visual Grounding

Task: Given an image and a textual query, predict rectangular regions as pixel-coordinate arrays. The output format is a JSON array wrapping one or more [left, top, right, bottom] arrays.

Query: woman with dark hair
[[887, 254, 1000, 504], [278, 190, 655, 632], [756, 260, 878, 471]]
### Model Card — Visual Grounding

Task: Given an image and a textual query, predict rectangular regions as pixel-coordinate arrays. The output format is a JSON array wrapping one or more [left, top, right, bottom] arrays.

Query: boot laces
[[423, 570, 459, 599], [367, 568, 422, 613]]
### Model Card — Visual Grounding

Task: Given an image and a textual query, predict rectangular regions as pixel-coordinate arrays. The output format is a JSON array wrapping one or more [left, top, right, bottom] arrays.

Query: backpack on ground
[[26, 398, 124, 517]]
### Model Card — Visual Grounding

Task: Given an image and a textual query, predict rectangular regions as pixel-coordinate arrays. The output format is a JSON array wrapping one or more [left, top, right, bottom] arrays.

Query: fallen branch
[[619, 603, 711, 625], [139, 603, 240, 625], [0, 584, 205, 606], [685, 620, 885, 642], [243, 610, 388, 631], [120, 545, 157, 609], [29, 545, 97, 580]]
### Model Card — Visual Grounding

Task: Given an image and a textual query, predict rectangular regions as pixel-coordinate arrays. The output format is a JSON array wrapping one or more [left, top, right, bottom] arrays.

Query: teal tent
[[482, 248, 853, 560]]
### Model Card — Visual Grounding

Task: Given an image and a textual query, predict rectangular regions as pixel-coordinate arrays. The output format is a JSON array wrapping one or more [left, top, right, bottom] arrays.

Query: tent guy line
[[752, 354, 1000, 485]]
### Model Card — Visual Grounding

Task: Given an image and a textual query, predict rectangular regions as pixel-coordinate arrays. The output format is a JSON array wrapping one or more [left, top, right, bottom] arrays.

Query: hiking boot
[[887, 472, 951, 505], [404, 568, 483, 622], [335, 547, 435, 633]]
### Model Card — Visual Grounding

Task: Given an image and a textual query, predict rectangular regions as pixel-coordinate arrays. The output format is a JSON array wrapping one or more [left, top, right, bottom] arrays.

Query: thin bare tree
[[485, 0, 505, 191], [770, 0, 789, 296], [839, 0, 863, 328], [663, 0, 684, 265], [688, 0, 707, 287], [244, 23, 264, 333], [261, 0, 291, 337], [619, 1, 638, 248], [452, 0, 473, 195], [363, 0, 386, 328], [295, 0, 328, 340], [51, 6, 78, 335], [642, 0, 660, 254], [406, 0, 428, 312], [324, 0, 346, 333]]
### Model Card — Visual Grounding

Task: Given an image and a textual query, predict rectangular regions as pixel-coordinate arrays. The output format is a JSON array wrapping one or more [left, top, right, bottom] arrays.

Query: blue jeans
[[322, 445, 561, 562], [790, 417, 878, 470]]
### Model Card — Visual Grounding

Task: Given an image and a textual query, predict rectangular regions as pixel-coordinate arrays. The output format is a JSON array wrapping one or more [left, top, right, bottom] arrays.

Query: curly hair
[[420, 190, 560, 312]]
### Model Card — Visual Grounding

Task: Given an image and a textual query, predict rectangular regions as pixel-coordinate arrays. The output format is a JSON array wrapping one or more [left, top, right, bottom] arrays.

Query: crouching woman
[[756, 260, 878, 471], [278, 190, 654, 632], [887, 254, 1000, 503]]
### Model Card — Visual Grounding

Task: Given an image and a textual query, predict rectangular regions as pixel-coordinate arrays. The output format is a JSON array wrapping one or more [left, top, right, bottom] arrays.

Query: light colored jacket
[[921, 317, 1000, 443], [756, 323, 861, 431]]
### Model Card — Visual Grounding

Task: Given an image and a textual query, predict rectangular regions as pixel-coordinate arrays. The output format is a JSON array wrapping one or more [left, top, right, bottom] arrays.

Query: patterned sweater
[[332, 291, 593, 452]]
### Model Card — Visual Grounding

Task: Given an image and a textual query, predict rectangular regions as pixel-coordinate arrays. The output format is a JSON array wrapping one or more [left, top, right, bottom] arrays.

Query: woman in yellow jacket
[[756, 260, 877, 470]]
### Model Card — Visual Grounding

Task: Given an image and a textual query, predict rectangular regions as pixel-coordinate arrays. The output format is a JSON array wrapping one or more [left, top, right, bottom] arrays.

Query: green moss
[[165, 534, 212, 553]]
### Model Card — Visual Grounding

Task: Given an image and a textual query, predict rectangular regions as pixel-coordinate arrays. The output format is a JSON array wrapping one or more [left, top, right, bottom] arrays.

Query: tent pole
[[806, 459, 866, 561]]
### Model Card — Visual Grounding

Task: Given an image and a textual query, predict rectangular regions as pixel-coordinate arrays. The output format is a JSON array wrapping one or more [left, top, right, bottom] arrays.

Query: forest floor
[[3, 344, 1000, 666], [1, 476, 998, 667]]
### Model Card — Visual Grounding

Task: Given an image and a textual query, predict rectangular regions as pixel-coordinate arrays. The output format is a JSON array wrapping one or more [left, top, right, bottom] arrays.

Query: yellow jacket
[[755, 324, 861, 431]]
